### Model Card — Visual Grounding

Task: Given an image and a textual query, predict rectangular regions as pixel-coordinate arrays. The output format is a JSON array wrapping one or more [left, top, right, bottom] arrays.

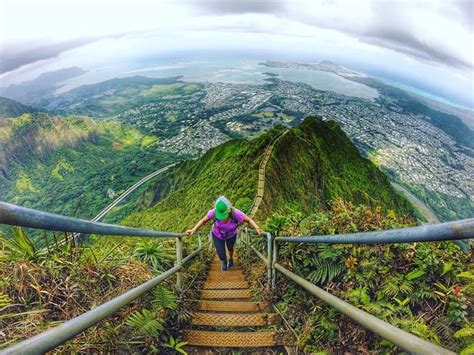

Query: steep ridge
[[123, 117, 414, 232], [256, 118, 414, 220], [248, 129, 289, 218]]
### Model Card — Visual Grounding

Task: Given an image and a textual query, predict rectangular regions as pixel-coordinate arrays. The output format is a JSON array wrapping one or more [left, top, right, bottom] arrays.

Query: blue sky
[[0, 0, 473, 107]]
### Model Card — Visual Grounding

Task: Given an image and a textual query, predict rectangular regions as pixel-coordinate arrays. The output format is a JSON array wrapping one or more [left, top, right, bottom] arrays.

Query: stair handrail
[[273, 218, 474, 245], [0, 201, 204, 354], [243, 218, 474, 354], [0, 201, 184, 238]]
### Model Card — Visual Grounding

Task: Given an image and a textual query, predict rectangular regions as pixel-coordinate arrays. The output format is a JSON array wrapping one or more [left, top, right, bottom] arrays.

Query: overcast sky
[[0, 0, 473, 107]]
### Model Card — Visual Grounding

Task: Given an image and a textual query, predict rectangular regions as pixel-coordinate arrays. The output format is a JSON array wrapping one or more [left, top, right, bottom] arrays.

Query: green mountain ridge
[[0, 113, 174, 221], [123, 117, 414, 232], [2, 116, 471, 354], [0, 97, 37, 119]]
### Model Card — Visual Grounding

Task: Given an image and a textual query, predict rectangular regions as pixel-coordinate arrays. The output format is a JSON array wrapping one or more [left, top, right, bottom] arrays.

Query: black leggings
[[212, 233, 237, 261]]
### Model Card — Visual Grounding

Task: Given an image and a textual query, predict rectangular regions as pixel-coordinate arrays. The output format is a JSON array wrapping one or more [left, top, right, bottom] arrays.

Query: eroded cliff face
[[0, 113, 99, 178]]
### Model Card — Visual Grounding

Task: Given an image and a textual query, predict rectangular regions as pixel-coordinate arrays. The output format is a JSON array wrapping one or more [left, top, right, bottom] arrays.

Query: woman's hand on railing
[[186, 228, 196, 236], [256, 227, 263, 236]]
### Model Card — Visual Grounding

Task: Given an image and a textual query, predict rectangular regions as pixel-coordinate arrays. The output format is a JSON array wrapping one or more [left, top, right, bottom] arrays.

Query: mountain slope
[[0, 113, 175, 220], [258, 118, 414, 219], [0, 67, 86, 104], [0, 97, 37, 119], [123, 117, 414, 232], [35, 75, 198, 118]]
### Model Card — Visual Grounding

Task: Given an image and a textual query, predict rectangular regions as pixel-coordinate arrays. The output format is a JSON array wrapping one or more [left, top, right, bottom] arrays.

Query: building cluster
[[112, 74, 473, 203]]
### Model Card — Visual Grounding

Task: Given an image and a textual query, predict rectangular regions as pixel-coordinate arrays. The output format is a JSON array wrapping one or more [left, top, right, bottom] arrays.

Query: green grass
[[252, 111, 275, 118], [139, 83, 198, 97]]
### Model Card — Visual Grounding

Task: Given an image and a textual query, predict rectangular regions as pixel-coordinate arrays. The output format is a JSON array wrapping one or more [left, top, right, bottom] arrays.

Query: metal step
[[207, 273, 246, 282], [192, 312, 274, 326], [200, 289, 252, 299], [207, 267, 245, 279], [197, 300, 264, 312], [209, 265, 243, 271], [185, 330, 276, 347], [203, 280, 249, 289]]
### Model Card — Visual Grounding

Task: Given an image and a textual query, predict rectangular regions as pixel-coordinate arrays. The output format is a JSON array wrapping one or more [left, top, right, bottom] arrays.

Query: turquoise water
[[58, 60, 378, 100]]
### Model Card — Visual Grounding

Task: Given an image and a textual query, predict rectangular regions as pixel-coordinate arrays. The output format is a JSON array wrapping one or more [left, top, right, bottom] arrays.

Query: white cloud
[[0, 0, 472, 106]]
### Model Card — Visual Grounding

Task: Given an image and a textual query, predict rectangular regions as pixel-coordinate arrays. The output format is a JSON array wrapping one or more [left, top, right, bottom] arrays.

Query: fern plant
[[152, 286, 176, 310], [362, 300, 397, 320], [378, 274, 413, 300], [347, 286, 371, 306], [432, 316, 455, 347], [162, 335, 187, 354], [307, 258, 345, 284], [304, 244, 346, 284], [125, 309, 164, 337], [454, 325, 474, 355]]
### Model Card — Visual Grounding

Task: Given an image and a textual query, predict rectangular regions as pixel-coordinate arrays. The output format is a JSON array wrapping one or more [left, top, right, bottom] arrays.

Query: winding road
[[390, 182, 440, 224]]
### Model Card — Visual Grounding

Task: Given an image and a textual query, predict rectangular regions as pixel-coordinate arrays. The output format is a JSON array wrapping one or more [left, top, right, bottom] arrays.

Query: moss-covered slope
[[124, 117, 414, 232], [0, 113, 172, 220], [257, 117, 413, 219]]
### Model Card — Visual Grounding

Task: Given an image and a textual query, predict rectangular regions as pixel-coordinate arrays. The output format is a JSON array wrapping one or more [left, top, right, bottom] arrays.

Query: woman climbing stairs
[[184, 130, 292, 351]]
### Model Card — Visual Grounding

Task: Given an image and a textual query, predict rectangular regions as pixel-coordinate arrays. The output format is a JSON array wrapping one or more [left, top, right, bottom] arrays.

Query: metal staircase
[[184, 255, 280, 349]]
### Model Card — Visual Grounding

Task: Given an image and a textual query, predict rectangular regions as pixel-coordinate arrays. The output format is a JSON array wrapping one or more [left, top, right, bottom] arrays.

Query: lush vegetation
[[382, 167, 474, 223], [0, 227, 210, 352], [123, 117, 414, 235], [120, 117, 470, 353], [1, 116, 471, 353], [0, 97, 36, 119], [400, 180, 474, 222], [241, 199, 473, 354], [122, 126, 283, 232], [258, 118, 414, 220], [0, 113, 176, 231]]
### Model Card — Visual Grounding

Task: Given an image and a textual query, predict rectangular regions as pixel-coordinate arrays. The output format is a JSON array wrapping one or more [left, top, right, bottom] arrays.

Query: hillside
[[123, 117, 414, 232], [0, 113, 175, 222], [0, 67, 86, 104], [35, 75, 200, 118], [0, 97, 36, 119]]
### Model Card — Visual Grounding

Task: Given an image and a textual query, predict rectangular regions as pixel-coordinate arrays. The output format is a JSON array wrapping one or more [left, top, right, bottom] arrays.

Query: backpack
[[212, 208, 241, 240]]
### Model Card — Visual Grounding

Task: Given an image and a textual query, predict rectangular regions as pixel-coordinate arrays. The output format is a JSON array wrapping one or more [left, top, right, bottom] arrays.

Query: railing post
[[266, 232, 272, 290], [175, 237, 183, 291], [272, 237, 278, 290], [198, 234, 203, 261]]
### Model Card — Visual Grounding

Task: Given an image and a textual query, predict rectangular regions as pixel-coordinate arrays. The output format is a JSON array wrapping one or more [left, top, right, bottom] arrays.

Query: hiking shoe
[[221, 261, 227, 271], [228, 259, 234, 268]]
